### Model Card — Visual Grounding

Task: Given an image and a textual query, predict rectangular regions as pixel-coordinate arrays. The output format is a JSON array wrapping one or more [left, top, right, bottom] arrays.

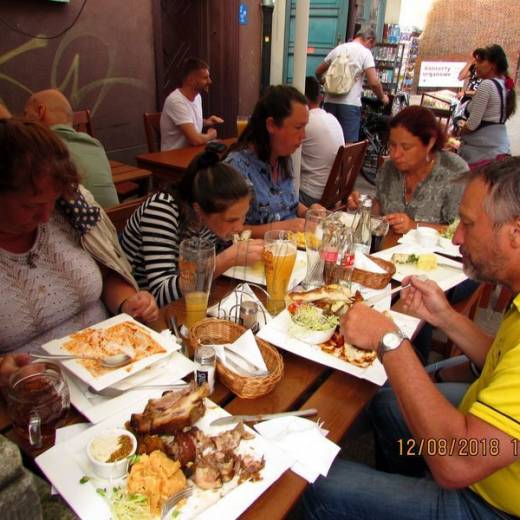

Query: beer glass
[[263, 230, 297, 315], [370, 217, 390, 253], [236, 115, 249, 137], [303, 208, 330, 289], [179, 238, 216, 330], [6, 361, 70, 449]]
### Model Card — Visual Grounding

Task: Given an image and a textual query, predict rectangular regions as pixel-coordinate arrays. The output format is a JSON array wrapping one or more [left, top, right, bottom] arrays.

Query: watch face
[[383, 332, 402, 349]]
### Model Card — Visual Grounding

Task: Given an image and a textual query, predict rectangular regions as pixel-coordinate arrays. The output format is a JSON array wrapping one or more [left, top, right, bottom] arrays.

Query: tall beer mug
[[179, 238, 216, 330], [263, 230, 297, 315]]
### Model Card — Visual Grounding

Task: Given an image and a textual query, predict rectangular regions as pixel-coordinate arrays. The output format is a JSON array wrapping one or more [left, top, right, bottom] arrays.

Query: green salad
[[291, 304, 339, 331], [440, 218, 460, 239]]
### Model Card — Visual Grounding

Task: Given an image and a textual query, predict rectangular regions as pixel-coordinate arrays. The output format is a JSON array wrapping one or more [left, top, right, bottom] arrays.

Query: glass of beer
[[236, 115, 249, 137], [370, 217, 390, 253], [263, 230, 297, 315], [179, 238, 216, 330], [6, 361, 70, 449]]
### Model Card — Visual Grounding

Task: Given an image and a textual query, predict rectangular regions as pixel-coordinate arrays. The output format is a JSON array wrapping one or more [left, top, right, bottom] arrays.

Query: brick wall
[[415, 0, 520, 90]]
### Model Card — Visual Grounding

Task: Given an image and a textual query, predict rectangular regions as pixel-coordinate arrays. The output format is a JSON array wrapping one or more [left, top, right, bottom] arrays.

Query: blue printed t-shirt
[[225, 148, 298, 225]]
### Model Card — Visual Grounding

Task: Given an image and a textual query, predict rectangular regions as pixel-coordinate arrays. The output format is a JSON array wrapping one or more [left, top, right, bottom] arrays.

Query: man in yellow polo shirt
[[304, 157, 520, 519]]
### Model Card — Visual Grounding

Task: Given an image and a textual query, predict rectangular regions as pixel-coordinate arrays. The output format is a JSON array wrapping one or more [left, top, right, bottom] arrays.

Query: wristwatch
[[378, 329, 407, 362]]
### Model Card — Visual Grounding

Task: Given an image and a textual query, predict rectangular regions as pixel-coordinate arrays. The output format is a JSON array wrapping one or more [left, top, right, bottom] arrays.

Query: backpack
[[324, 49, 359, 96]]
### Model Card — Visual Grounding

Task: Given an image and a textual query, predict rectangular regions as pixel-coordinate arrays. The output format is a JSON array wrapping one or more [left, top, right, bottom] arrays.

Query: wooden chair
[[420, 93, 454, 132], [143, 112, 161, 153], [106, 196, 148, 232], [479, 283, 513, 314], [72, 109, 94, 137], [319, 140, 368, 210]]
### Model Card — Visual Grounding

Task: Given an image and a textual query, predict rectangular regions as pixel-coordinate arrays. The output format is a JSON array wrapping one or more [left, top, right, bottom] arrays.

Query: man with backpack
[[315, 26, 389, 142]]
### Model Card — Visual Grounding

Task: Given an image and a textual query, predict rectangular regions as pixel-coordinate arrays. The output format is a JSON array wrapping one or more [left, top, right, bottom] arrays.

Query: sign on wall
[[418, 61, 466, 88]]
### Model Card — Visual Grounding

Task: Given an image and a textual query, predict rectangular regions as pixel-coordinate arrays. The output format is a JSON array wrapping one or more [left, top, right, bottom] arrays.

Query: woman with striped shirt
[[458, 44, 516, 166], [121, 149, 263, 306]]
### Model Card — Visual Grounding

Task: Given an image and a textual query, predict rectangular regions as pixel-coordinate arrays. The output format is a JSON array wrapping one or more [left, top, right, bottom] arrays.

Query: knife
[[210, 408, 318, 427]]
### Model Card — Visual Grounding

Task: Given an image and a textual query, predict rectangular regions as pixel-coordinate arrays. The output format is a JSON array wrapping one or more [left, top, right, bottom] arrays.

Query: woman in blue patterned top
[[225, 85, 322, 237]]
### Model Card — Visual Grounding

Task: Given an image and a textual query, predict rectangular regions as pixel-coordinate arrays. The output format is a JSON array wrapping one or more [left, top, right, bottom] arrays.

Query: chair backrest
[[106, 196, 147, 232], [319, 140, 368, 210], [420, 93, 453, 132], [143, 112, 161, 153], [72, 109, 94, 137]]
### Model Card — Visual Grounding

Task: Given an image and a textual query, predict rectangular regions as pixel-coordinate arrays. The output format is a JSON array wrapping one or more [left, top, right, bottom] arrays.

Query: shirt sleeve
[[127, 195, 183, 307], [466, 80, 492, 131], [363, 49, 376, 70], [324, 46, 339, 64], [164, 97, 195, 126]]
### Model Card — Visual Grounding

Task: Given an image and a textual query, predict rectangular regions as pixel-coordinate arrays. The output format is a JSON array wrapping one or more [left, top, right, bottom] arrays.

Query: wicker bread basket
[[351, 255, 395, 289], [188, 318, 284, 399]]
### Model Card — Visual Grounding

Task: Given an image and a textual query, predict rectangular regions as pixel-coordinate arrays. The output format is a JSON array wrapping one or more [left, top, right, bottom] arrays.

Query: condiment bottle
[[194, 345, 216, 393], [239, 300, 259, 333], [353, 197, 372, 256]]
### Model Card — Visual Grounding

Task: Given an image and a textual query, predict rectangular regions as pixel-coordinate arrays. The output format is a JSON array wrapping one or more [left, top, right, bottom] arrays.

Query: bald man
[[24, 90, 119, 208]]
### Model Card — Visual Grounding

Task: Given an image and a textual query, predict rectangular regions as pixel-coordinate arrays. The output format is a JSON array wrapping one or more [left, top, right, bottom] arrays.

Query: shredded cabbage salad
[[440, 218, 460, 239], [291, 304, 338, 331]]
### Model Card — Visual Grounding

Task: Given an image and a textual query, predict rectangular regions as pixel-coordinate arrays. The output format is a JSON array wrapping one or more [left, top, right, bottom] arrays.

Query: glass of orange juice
[[236, 115, 249, 137], [179, 238, 215, 330], [263, 230, 297, 315]]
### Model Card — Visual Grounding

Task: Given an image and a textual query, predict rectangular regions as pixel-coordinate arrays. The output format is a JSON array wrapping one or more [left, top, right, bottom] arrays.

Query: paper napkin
[[254, 416, 340, 483], [207, 282, 271, 328], [354, 252, 386, 273], [212, 329, 268, 376]]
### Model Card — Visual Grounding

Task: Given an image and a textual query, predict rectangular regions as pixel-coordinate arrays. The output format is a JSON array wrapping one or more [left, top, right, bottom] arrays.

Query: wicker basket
[[351, 255, 395, 289], [188, 318, 284, 399]]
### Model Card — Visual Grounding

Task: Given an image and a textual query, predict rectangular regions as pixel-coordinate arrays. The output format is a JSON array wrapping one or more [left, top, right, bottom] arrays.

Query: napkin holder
[[351, 255, 395, 289], [188, 318, 283, 399]]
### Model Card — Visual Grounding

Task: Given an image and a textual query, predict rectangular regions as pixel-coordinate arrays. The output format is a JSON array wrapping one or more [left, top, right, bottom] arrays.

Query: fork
[[161, 486, 193, 519], [87, 382, 190, 398]]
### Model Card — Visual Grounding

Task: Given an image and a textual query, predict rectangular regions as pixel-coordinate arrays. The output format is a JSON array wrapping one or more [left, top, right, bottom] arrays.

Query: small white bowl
[[289, 321, 337, 345], [86, 428, 137, 479], [416, 227, 439, 249]]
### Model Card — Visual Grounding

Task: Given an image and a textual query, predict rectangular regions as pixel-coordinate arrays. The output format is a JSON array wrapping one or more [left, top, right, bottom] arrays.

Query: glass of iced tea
[[6, 361, 70, 449], [263, 230, 297, 315], [179, 238, 216, 330]]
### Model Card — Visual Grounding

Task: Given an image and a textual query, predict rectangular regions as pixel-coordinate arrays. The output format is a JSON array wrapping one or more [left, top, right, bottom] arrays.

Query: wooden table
[[136, 137, 237, 185]]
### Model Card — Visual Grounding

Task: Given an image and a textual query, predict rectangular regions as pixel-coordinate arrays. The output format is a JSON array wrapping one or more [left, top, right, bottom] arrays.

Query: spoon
[[30, 352, 133, 369]]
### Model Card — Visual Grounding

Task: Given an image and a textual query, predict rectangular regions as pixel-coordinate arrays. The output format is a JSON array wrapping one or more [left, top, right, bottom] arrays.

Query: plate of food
[[40, 314, 180, 392], [373, 245, 467, 291], [257, 284, 416, 386], [36, 383, 291, 520]]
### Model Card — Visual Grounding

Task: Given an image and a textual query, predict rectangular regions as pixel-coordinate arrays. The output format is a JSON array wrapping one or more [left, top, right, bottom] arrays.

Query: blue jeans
[[302, 382, 513, 519], [324, 103, 361, 142]]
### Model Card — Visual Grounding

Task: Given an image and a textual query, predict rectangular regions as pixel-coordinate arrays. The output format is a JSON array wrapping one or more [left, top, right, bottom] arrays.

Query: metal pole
[[260, 1, 275, 95]]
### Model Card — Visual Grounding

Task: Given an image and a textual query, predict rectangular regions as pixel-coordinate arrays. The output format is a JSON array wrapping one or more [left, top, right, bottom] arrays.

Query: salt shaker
[[194, 345, 216, 393], [239, 301, 259, 333]]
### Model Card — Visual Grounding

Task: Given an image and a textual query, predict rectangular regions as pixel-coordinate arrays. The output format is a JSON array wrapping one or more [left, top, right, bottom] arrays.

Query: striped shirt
[[120, 192, 219, 306], [466, 78, 506, 131]]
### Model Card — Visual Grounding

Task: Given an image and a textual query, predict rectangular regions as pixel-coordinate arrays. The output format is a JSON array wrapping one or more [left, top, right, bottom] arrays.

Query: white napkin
[[254, 416, 340, 483], [354, 252, 386, 273], [399, 230, 461, 257], [207, 283, 271, 328], [51, 423, 90, 494], [387, 310, 422, 340], [212, 329, 269, 376]]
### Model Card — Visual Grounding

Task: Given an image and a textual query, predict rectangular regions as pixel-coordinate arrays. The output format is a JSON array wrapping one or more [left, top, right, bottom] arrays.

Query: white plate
[[373, 244, 467, 292], [223, 250, 307, 290], [258, 309, 421, 386], [41, 314, 179, 392], [65, 351, 195, 423], [399, 229, 461, 257], [36, 395, 292, 520]]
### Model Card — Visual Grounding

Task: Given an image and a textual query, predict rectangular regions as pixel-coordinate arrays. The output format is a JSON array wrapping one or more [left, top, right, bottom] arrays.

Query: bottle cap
[[195, 345, 216, 364]]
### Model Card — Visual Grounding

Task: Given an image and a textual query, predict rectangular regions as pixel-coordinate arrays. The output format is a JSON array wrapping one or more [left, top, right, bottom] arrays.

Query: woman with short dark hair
[[349, 105, 468, 234], [121, 146, 263, 306], [225, 85, 321, 237], [459, 44, 516, 165]]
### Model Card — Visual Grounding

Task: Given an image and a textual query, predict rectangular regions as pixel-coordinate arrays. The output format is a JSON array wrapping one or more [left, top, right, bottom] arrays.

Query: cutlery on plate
[[30, 352, 133, 369], [210, 408, 318, 427], [87, 382, 191, 398], [161, 486, 193, 519], [363, 274, 429, 307], [436, 259, 464, 270]]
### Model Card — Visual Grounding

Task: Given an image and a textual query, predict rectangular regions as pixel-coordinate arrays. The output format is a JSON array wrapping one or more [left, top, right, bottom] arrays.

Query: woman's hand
[[120, 291, 159, 323], [385, 213, 416, 234], [347, 191, 361, 210], [307, 203, 327, 214], [226, 239, 265, 267], [400, 275, 453, 327], [0, 353, 31, 388]]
